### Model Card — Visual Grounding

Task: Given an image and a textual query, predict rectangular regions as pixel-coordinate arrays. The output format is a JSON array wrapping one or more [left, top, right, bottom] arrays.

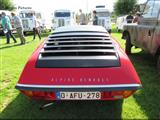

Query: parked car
[[51, 9, 76, 30], [116, 16, 127, 32], [95, 5, 112, 33], [15, 25, 142, 101], [116, 15, 135, 32], [122, 0, 160, 72], [18, 9, 51, 34]]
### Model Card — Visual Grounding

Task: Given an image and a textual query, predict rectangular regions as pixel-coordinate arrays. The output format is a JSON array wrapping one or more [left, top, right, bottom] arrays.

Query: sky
[[13, 0, 147, 16], [13, 0, 117, 19]]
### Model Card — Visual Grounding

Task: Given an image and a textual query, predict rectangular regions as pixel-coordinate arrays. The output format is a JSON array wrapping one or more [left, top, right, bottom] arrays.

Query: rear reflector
[[21, 90, 33, 97], [111, 90, 135, 99], [21, 90, 56, 100], [123, 90, 135, 98]]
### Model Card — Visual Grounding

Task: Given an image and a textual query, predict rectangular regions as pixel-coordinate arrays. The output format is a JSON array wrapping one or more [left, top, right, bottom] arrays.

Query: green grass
[[0, 27, 160, 119]]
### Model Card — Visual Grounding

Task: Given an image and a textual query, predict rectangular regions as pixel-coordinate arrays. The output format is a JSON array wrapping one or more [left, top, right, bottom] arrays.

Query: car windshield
[[97, 12, 110, 17], [55, 12, 70, 17], [143, 0, 160, 18], [19, 13, 33, 18], [35, 13, 42, 19]]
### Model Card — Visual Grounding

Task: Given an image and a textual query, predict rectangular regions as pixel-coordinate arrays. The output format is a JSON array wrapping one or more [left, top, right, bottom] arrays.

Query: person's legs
[[33, 28, 36, 40], [9, 30, 17, 43], [17, 27, 26, 44], [36, 28, 41, 40], [21, 29, 26, 44], [5, 32, 10, 44]]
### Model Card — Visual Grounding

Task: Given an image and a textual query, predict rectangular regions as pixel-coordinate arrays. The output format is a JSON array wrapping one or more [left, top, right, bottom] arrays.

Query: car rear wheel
[[23, 32, 27, 35], [108, 29, 111, 34], [125, 33, 132, 55], [157, 55, 160, 74]]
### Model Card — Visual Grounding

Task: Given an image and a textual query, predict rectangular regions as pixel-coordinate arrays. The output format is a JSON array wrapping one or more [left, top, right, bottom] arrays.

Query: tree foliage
[[0, 0, 15, 11], [114, 0, 137, 16]]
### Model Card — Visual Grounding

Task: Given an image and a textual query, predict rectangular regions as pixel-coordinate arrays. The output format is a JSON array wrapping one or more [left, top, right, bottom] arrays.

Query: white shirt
[[13, 16, 23, 28], [32, 15, 37, 28], [79, 13, 86, 25]]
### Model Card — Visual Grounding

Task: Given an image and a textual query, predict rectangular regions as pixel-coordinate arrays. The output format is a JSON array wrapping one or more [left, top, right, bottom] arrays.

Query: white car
[[116, 16, 127, 32], [52, 9, 76, 30], [19, 10, 44, 34], [95, 6, 112, 33]]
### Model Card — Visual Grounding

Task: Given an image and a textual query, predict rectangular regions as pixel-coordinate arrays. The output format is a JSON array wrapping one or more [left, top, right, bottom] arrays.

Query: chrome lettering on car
[[50, 77, 110, 83]]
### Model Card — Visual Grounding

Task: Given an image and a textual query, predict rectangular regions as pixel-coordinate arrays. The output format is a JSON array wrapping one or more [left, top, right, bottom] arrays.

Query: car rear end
[[16, 25, 142, 100]]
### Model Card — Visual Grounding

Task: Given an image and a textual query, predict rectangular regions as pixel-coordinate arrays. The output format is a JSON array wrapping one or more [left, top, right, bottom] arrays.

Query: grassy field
[[0, 27, 160, 119]]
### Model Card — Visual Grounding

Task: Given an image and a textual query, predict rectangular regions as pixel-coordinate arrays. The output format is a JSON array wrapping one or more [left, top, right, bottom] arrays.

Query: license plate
[[56, 92, 101, 100]]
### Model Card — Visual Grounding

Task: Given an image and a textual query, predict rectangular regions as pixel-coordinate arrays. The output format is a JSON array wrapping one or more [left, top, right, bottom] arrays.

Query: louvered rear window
[[36, 31, 120, 68]]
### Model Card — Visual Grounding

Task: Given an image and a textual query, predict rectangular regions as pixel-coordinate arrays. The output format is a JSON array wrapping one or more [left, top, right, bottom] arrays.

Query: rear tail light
[[123, 90, 135, 98], [102, 90, 136, 100], [21, 90, 56, 100], [111, 90, 135, 99], [21, 90, 33, 97]]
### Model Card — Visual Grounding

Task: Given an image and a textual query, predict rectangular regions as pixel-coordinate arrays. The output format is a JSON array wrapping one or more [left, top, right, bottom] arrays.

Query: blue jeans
[[5, 30, 17, 43]]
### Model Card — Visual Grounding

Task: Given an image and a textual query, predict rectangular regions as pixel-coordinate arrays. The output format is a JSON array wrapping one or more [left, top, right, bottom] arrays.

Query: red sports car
[[16, 25, 142, 100]]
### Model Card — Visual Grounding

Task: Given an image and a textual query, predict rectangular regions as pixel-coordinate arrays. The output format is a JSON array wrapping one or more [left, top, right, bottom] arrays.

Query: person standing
[[11, 12, 26, 44], [1, 12, 17, 44], [92, 10, 98, 25], [79, 9, 86, 25], [126, 13, 134, 23], [31, 13, 41, 40], [133, 12, 141, 24]]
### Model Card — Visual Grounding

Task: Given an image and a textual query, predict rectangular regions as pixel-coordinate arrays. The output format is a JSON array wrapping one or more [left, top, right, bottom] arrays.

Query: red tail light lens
[[122, 90, 135, 98], [111, 90, 135, 99], [20, 90, 56, 100], [102, 90, 136, 100], [21, 90, 33, 97]]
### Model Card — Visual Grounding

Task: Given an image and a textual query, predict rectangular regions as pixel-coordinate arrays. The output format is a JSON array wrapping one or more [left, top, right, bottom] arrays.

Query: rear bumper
[[16, 83, 142, 92]]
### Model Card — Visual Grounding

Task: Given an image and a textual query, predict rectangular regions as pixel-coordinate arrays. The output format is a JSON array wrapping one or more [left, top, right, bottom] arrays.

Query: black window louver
[[36, 31, 120, 68]]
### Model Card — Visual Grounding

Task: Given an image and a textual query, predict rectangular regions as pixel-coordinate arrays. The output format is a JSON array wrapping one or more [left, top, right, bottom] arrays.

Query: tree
[[114, 0, 137, 16], [0, 0, 15, 11]]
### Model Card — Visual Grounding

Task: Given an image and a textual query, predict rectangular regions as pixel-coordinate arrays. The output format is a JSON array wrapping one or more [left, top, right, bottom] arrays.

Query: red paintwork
[[16, 37, 141, 100]]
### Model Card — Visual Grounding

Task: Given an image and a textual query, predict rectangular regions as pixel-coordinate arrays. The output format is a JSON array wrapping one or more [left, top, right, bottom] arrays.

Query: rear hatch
[[36, 31, 120, 68]]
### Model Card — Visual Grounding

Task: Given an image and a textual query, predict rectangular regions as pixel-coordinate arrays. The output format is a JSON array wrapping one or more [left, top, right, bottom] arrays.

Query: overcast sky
[[13, 0, 147, 13]]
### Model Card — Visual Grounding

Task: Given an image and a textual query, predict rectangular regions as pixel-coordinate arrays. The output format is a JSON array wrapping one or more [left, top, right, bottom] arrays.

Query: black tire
[[108, 29, 111, 34], [23, 32, 27, 36], [157, 55, 160, 73], [125, 33, 132, 55]]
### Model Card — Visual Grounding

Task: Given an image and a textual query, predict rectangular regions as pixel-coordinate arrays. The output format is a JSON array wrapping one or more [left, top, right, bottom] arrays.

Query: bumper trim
[[16, 83, 142, 92]]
